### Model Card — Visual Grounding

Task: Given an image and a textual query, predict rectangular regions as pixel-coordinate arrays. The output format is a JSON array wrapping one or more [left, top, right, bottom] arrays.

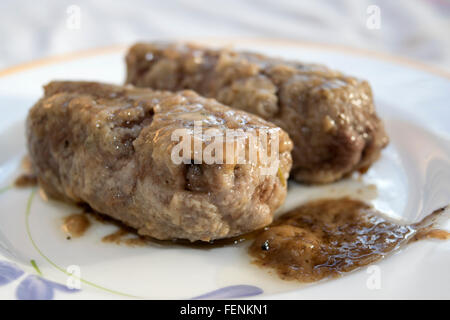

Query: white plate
[[0, 38, 449, 300]]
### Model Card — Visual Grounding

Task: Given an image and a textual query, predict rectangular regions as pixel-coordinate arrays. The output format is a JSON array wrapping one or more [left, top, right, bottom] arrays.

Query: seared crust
[[126, 42, 388, 183], [27, 81, 292, 241]]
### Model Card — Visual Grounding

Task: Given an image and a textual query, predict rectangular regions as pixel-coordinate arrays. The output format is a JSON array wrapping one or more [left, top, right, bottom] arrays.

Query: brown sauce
[[410, 228, 450, 241], [71, 207, 149, 247], [62, 213, 91, 238], [14, 156, 37, 188], [99, 223, 257, 248], [102, 228, 129, 242], [14, 173, 37, 187], [249, 198, 449, 283], [101, 228, 148, 247]]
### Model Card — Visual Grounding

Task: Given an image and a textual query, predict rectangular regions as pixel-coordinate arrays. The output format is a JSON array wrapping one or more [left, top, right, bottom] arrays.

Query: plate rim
[[0, 37, 449, 80]]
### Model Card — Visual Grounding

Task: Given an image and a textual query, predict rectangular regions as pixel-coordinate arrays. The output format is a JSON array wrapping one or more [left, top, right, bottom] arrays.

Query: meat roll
[[26, 81, 292, 241], [126, 42, 388, 184]]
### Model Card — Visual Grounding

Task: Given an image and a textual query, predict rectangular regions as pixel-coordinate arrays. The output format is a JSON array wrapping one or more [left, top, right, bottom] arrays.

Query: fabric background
[[0, 0, 449, 72]]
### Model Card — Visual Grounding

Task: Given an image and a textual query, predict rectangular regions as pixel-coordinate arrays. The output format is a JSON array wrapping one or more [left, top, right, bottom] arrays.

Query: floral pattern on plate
[[0, 260, 79, 300]]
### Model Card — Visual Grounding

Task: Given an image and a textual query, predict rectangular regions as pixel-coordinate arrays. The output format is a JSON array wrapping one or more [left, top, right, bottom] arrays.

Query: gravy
[[14, 174, 37, 187], [62, 213, 91, 238], [14, 156, 37, 188], [249, 198, 449, 282]]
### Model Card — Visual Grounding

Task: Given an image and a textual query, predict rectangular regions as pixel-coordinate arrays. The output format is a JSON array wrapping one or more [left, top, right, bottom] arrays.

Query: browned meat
[[26, 81, 292, 241], [126, 42, 389, 184]]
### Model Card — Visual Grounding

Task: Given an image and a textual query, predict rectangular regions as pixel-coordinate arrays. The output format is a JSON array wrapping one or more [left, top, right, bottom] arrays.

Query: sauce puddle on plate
[[101, 228, 148, 247], [62, 213, 91, 239], [14, 173, 37, 188], [14, 156, 37, 188], [61, 209, 149, 246], [249, 197, 449, 283]]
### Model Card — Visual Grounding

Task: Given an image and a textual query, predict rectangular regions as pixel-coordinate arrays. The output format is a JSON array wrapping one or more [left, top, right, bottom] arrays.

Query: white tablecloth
[[1, 0, 449, 72]]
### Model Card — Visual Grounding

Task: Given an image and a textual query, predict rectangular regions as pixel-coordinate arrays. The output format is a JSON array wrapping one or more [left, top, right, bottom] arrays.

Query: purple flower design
[[3, 260, 261, 299], [191, 285, 263, 299], [0, 260, 79, 300], [16, 275, 79, 300], [0, 260, 24, 285]]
